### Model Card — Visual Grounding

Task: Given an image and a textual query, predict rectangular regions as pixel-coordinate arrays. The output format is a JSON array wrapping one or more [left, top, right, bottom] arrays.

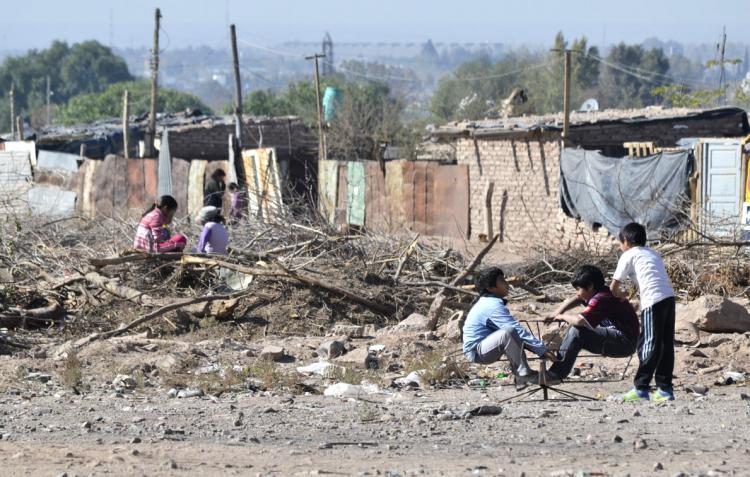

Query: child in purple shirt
[[195, 206, 229, 255]]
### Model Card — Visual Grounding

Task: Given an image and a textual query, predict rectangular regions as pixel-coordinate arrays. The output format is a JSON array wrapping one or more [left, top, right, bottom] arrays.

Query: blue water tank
[[323, 87, 342, 122]]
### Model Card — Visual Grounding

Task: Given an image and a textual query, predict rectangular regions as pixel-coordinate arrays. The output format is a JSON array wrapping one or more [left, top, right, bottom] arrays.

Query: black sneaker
[[540, 371, 562, 386], [515, 371, 539, 389]]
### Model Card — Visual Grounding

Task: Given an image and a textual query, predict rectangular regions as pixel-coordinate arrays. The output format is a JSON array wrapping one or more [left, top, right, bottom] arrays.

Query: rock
[[613, 435, 623, 443], [317, 340, 346, 360], [331, 324, 364, 338], [679, 295, 750, 333], [130, 437, 142, 444], [177, 387, 204, 398], [26, 372, 51, 383], [334, 346, 378, 369], [240, 349, 255, 358], [468, 405, 502, 416], [296, 362, 344, 378], [685, 384, 709, 395], [392, 313, 431, 332], [362, 324, 379, 337], [32, 349, 47, 359], [436, 312, 464, 342], [394, 370, 424, 388], [634, 438, 648, 450], [164, 459, 178, 469], [112, 374, 137, 390], [740, 393, 750, 400], [155, 353, 186, 373], [654, 462, 664, 471], [81, 421, 92, 430], [259, 345, 285, 362]]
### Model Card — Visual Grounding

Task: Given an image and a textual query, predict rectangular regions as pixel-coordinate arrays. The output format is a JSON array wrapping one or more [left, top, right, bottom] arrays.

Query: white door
[[702, 140, 742, 236]]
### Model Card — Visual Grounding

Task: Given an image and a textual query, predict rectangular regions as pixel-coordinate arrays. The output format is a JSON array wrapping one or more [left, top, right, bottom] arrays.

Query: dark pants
[[549, 326, 636, 379], [634, 297, 676, 391]]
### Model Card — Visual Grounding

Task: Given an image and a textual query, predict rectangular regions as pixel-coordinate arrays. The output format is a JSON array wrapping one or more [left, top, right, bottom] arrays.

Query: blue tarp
[[560, 148, 692, 236]]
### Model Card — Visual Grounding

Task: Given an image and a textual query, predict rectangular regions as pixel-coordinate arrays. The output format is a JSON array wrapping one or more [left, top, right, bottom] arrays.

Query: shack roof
[[429, 106, 749, 140]]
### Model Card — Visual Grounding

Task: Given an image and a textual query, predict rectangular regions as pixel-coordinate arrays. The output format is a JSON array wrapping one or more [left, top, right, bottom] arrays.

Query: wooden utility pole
[[9, 82, 15, 140], [122, 90, 130, 158], [46, 75, 51, 125], [718, 26, 727, 105], [16, 116, 23, 141], [147, 8, 161, 157], [230, 24, 243, 147], [562, 49, 572, 144], [305, 53, 326, 160]]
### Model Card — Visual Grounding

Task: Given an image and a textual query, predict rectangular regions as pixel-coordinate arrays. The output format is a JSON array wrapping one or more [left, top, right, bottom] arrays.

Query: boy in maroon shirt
[[544, 265, 639, 382]]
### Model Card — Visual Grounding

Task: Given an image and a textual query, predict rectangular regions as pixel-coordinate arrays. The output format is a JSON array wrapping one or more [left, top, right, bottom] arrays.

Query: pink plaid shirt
[[133, 209, 168, 252]]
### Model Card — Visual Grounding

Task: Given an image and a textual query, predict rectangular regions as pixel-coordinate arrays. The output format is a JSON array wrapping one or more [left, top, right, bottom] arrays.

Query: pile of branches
[[0, 211, 483, 352]]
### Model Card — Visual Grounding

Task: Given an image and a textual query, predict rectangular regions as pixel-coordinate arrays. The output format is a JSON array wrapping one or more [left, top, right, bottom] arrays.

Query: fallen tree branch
[[77, 290, 252, 345], [179, 255, 394, 316], [84, 272, 159, 306], [659, 240, 750, 257], [426, 234, 500, 330], [394, 235, 420, 281], [275, 262, 396, 316]]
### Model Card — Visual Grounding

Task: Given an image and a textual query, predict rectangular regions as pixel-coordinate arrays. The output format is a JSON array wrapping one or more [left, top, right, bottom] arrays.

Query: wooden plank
[[188, 159, 207, 219], [385, 160, 405, 233], [364, 161, 387, 231], [335, 163, 348, 226], [170, 157, 190, 219]]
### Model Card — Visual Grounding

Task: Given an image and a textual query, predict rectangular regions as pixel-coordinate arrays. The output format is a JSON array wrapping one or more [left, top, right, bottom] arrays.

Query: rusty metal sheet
[[93, 155, 116, 217], [143, 158, 158, 204], [364, 161, 387, 231], [171, 157, 190, 219], [385, 160, 405, 232], [113, 156, 128, 215], [431, 164, 469, 238], [126, 159, 146, 209]]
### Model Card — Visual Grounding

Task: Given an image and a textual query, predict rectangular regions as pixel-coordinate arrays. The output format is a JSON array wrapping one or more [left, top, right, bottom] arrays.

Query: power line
[[451, 60, 554, 81]]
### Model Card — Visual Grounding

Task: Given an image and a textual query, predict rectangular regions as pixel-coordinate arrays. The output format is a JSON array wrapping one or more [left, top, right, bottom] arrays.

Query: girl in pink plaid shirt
[[133, 195, 187, 253]]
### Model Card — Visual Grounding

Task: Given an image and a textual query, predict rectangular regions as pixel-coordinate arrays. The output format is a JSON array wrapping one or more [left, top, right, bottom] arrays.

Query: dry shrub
[[405, 350, 468, 386], [251, 359, 297, 391], [62, 352, 83, 389]]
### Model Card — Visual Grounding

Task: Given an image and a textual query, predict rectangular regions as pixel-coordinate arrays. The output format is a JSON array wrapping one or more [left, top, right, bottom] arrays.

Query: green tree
[[0, 40, 132, 132], [598, 43, 670, 108], [56, 80, 211, 125]]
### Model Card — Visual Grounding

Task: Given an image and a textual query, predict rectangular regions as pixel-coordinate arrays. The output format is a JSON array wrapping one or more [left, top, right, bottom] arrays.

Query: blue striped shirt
[[462, 295, 547, 361]]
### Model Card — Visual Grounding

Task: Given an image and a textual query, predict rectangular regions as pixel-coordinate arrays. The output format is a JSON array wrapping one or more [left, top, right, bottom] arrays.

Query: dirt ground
[[1, 321, 749, 477]]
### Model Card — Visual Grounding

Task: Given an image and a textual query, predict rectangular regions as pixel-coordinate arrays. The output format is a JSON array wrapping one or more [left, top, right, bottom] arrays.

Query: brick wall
[[456, 134, 616, 252]]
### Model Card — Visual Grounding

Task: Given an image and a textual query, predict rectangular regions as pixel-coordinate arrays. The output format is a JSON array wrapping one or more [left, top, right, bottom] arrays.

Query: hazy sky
[[1, 0, 747, 51]]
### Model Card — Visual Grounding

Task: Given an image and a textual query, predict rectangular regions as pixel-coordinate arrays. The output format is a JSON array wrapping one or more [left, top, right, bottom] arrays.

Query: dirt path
[[1, 379, 748, 477]]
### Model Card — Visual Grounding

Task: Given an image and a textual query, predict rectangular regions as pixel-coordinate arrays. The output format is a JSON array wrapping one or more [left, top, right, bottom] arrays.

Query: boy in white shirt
[[611, 222, 676, 401]]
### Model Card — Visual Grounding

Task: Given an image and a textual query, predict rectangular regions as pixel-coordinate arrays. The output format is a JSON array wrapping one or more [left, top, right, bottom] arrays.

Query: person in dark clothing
[[544, 265, 639, 382], [204, 169, 226, 209]]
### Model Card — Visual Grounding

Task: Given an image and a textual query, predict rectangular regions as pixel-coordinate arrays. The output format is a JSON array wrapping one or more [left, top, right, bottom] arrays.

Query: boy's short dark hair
[[475, 266, 505, 295], [571, 265, 606, 291], [228, 182, 238, 191], [618, 222, 647, 246]]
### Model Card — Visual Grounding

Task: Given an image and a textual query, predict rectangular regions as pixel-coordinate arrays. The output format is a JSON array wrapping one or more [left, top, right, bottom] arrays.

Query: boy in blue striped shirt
[[463, 267, 558, 388]]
